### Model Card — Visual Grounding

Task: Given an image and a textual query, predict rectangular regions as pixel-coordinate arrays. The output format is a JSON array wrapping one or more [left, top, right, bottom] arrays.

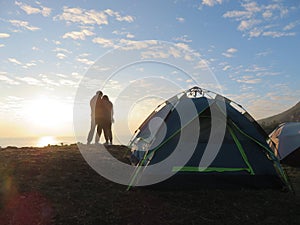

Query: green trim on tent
[[217, 102, 276, 161], [128, 98, 215, 189], [228, 126, 255, 175], [141, 100, 214, 164], [128, 93, 293, 191], [172, 166, 251, 173], [229, 120, 293, 191], [214, 101, 291, 190], [230, 121, 274, 156]]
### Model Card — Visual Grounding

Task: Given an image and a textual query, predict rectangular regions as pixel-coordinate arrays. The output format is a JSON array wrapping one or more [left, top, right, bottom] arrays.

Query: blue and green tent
[[129, 87, 291, 189]]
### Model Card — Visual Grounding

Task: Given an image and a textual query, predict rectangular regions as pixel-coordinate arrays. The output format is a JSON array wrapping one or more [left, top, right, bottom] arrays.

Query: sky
[[0, 0, 299, 144]]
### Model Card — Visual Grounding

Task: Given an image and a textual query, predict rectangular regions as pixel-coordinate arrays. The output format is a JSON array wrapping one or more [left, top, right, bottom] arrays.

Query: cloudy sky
[[0, 0, 299, 141]]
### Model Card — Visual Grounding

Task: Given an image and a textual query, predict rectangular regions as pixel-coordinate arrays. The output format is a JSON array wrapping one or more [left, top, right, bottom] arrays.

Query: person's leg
[[96, 122, 103, 144], [87, 118, 96, 144], [108, 123, 112, 145], [103, 121, 109, 145], [95, 127, 100, 143]]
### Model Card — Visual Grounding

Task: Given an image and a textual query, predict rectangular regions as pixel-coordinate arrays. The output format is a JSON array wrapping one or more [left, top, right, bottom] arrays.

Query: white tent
[[269, 122, 300, 160]]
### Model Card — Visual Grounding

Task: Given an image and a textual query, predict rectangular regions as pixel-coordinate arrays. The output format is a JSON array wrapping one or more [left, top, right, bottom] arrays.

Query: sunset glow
[[23, 96, 72, 129], [36, 136, 57, 147], [0, 0, 299, 144]]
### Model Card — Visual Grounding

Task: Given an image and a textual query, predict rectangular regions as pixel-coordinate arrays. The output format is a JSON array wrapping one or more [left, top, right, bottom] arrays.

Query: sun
[[23, 96, 72, 129], [36, 136, 58, 147]]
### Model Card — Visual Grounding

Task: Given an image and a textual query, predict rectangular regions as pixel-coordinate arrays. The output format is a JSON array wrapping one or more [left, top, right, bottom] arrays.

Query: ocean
[[0, 136, 85, 148], [0, 135, 129, 148]]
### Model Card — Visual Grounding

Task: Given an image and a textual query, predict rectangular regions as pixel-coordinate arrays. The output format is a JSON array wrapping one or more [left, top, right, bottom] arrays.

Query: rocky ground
[[0, 144, 299, 225]]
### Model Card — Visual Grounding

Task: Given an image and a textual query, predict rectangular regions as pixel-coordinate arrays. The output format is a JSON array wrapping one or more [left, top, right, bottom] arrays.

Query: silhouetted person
[[87, 91, 103, 144], [95, 95, 114, 145]]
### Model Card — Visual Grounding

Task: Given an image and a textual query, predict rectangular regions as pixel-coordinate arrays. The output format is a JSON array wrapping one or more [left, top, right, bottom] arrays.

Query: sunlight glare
[[127, 97, 163, 133], [37, 136, 57, 147], [23, 96, 72, 129]]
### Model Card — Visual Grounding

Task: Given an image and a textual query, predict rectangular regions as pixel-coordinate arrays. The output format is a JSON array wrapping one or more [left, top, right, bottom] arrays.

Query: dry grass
[[0, 145, 299, 225]]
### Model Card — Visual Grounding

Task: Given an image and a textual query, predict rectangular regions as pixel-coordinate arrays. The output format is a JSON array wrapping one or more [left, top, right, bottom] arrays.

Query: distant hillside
[[258, 101, 300, 134]]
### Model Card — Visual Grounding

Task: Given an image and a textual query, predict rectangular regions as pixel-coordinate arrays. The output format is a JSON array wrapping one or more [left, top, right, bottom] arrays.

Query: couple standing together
[[87, 91, 114, 145]]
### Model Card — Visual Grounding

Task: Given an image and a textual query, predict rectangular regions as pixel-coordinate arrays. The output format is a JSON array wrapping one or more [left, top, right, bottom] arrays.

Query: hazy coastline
[[0, 136, 81, 148]]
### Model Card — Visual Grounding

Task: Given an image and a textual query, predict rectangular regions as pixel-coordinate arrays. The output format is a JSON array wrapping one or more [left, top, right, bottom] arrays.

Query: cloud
[[202, 0, 223, 7], [112, 30, 135, 39], [223, 10, 252, 19], [56, 53, 67, 59], [222, 65, 231, 71], [22, 62, 36, 69], [41, 6, 51, 17], [194, 59, 210, 69], [55, 73, 67, 78], [236, 76, 261, 84], [15, 1, 40, 14], [91, 38, 200, 66], [16, 77, 43, 86], [226, 92, 258, 103], [8, 58, 38, 68], [248, 28, 262, 38], [223, 1, 295, 38], [8, 58, 22, 65], [39, 75, 59, 87], [53, 47, 72, 54], [262, 31, 296, 38], [62, 29, 95, 40], [222, 48, 238, 58], [0, 74, 20, 85], [222, 53, 232, 58], [265, 3, 289, 17], [126, 33, 135, 39], [176, 17, 185, 23], [92, 37, 115, 48], [53, 40, 61, 45], [283, 20, 300, 31], [256, 49, 272, 57], [59, 79, 78, 86], [55, 7, 134, 26], [175, 42, 194, 52], [244, 65, 267, 73], [231, 64, 281, 80], [122, 39, 157, 50], [9, 19, 40, 31], [56, 7, 107, 25], [246, 95, 299, 120], [228, 64, 279, 84], [227, 48, 238, 53], [238, 19, 261, 31], [79, 53, 89, 58], [141, 50, 169, 59], [136, 41, 199, 61], [104, 9, 134, 23], [243, 2, 261, 14], [76, 58, 94, 65], [172, 35, 192, 43], [0, 33, 10, 38], [168, 47, 181, 58], [15, 1, 51, 17], [262, 10, 273, 19]]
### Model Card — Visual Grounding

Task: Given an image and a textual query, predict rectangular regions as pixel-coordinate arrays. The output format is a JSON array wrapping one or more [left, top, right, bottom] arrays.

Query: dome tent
[[269, 122, 300, 167], [129, 87, 290, 189]]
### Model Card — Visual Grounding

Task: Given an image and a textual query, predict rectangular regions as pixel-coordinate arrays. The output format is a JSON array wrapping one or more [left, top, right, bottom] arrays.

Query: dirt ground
[[0, 144, 299, 225]]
